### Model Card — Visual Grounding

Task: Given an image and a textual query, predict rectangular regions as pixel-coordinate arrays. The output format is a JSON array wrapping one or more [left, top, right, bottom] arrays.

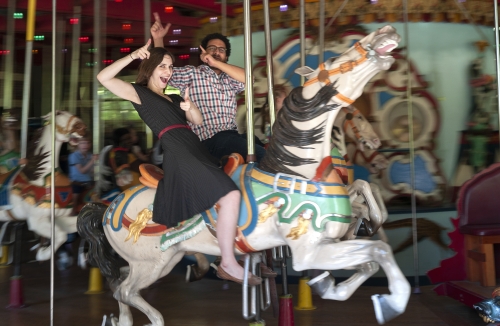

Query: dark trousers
[[202, 130, 266, 164]]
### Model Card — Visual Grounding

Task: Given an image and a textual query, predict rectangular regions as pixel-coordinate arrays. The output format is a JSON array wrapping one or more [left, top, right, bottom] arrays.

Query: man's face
[[206, 39, 228, 64]]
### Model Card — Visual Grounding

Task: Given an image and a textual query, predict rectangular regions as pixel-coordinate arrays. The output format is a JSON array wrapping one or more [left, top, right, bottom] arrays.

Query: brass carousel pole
[[20, 0, 37, 160], [493, 0, 500, 133], [50, 2, 57, 325], [402, 0, 420, 294], [263, 0, 276, 128], [243, 0, 255, 163]]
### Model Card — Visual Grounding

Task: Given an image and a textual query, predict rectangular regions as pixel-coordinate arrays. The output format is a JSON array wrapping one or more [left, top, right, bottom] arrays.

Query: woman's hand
[[179, 87, 191, 112], [130, 39, 151, 60]]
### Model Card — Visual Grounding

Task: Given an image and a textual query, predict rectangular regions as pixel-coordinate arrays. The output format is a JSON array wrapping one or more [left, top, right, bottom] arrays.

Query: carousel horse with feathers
[[78, 25, 409, 325], [186, 105, 389, 281], [0, 111, 86, 261]]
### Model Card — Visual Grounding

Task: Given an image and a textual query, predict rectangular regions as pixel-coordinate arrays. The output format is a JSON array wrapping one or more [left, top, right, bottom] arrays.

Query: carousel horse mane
[[23, 129, 49, 181], [259, 84, 339, 178]]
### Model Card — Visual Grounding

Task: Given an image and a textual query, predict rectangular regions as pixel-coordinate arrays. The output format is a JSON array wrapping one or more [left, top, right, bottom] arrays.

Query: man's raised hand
[[180, 87, 192, 112], [150, 12, 170, 40]]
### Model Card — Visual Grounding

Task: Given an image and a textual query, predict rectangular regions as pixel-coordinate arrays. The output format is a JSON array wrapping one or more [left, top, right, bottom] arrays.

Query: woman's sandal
[[216, 265, 262, 286]]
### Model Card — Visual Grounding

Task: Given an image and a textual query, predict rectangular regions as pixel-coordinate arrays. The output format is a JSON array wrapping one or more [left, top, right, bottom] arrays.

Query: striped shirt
[[169, 65, 245, 141]]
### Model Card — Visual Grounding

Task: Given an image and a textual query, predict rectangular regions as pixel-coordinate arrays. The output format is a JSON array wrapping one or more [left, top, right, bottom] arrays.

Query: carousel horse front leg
[[25, 211, 69, 261], [291, 239, 410, 324]]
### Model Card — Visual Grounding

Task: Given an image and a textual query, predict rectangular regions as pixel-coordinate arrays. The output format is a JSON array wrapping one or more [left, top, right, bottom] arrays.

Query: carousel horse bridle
[[303, 42, 370, 105]]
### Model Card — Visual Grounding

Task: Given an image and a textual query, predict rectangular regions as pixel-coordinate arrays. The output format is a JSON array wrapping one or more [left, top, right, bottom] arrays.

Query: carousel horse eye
[[345, 113, 353, 120]]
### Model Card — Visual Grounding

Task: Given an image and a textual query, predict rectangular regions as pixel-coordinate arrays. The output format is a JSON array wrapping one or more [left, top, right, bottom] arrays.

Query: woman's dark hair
[[201, 33, 231, 58], [113, 127, 131, 148], [136, 47, 175, 86]]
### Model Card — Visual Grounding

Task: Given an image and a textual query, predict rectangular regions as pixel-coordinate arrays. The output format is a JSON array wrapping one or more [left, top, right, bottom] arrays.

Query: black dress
[[131, 84, 238, 226]]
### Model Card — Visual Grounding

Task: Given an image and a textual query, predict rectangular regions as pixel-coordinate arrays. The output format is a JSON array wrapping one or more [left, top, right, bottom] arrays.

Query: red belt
[[158, 124, 191, 139]]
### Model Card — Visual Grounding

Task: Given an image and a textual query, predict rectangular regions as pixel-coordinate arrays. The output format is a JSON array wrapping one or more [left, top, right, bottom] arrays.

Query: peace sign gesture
[[131, 39, 151, 60], [150, 12, 171, 40]]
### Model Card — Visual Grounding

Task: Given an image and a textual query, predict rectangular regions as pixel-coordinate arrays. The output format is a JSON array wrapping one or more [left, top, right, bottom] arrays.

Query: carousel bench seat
[[458, 162, 500, 287]]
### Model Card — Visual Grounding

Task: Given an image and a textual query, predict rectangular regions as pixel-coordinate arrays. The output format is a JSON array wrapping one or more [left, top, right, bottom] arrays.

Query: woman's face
[[148, 55, 174, 91]]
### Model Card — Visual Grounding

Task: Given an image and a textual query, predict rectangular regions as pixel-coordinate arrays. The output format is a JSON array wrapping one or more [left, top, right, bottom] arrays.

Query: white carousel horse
[[78, 25, 409, 326], [0, 111, 86, 261], [185, 105, 389, 281]]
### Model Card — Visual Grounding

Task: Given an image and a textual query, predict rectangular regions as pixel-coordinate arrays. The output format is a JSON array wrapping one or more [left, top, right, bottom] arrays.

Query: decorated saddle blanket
[[11, 170, 73, 209], [102, 185, 205, 250], [202, 163, 352, 249]]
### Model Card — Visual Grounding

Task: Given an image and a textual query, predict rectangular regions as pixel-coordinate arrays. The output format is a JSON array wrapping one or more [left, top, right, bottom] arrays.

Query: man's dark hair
[[201, 33, 231, 58]]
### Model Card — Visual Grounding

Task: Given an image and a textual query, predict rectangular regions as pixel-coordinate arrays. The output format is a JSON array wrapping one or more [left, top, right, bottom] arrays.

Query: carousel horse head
[[332, 106, 381, 158], [296, 25, 400, 106], [42, 110, 87, 146]]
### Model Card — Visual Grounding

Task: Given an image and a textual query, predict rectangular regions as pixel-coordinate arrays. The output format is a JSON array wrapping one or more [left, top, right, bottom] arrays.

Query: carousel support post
[[8, 222, 26, 309], [243, 0, 256, 163], [273, 246, 295, 325]]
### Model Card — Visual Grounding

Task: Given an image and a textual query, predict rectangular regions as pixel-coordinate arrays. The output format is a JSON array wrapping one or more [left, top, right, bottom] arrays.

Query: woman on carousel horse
[[96, 40, 261, 286]]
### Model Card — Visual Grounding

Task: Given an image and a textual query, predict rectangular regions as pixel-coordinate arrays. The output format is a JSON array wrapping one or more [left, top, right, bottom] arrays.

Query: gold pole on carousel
[[402, 0, 420, 294], [20, 0, 37, 160], [50, 1, 57, 324], [243, 0, 255, 163], [263, 0, 276, 129], [495, 0, 500, 137]]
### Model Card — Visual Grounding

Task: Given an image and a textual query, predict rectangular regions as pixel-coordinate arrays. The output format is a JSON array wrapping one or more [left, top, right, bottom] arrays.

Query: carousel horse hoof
[[186, 264, 205, 283], [260, 264, 277, 278], [216, 265, 262, 286], [371, 294, 401, 325], [237, 260, 277, 278], [36, 246, 52, 261]]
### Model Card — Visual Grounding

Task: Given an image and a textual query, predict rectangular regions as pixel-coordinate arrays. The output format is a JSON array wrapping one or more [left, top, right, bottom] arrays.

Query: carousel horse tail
[[77, 202, 121, 282]]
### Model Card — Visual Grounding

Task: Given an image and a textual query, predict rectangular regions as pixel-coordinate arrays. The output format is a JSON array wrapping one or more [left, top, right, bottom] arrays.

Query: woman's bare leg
[[216, 190, 246, 279]]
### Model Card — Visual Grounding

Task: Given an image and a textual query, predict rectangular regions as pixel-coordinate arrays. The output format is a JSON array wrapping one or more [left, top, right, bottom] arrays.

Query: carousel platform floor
[[0, 257, 488, 326]]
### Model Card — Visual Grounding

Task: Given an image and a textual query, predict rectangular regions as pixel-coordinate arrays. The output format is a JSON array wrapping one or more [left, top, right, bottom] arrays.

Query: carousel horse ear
[[294, 66, 316, 79]]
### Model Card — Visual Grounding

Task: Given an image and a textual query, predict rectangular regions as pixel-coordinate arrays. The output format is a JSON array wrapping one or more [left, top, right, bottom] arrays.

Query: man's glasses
[[206, 45, 227, 54]]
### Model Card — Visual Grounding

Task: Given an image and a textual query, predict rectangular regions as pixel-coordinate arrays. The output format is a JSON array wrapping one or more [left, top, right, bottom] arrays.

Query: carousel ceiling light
[[34, 35, 45, 41], [190, 47, 198, 52], [69, 18, 79, 25], [79, 36, 89, 43], [0, 50, 10, 55], [32, 49, 39, 54], [173, 29, 181, 35], [124, 38, 134, 44], [103, 59, 114, 65], [169, 40, 179, 45], [210, 17, 218, 23], [122, 23, 131, 30], [88, 48, 97, 53], [13, 13, 23, 19], [165, 6, 174, 13], [120, 47, 131, 53], [179, 54, 190, 60], [280, 5, 288, 12]]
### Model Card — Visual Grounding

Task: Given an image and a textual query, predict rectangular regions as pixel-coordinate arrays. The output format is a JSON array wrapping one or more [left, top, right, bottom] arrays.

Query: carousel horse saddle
[[138, 164, 164, 189], [138, 153, 245, 189]]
